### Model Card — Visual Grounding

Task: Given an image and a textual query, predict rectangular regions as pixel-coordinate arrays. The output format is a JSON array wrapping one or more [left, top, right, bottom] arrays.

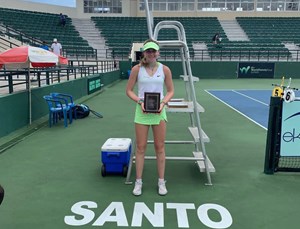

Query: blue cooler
[[101, 138, 132, 176]]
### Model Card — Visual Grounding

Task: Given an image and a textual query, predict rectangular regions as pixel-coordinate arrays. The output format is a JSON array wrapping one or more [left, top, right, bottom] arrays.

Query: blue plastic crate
[[101, 138, 132, 176]]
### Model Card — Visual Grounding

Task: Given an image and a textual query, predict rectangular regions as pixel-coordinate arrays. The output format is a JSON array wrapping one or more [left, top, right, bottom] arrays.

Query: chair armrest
[[44, 97, 64, 109], [55, 96, 69, 105], [52, 93, 74, 103]]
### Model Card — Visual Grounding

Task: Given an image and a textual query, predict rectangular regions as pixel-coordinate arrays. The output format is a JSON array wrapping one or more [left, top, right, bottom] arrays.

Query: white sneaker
[[158, 180, 168, 196], [132, 180, 142, 196]]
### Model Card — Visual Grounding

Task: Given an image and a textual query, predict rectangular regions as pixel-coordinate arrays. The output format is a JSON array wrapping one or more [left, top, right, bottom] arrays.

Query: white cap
[[53, 38, 57, 42]]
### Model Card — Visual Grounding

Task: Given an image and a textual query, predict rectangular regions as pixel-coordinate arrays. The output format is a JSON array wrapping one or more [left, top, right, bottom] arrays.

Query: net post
[[264, 96, 282, 174]]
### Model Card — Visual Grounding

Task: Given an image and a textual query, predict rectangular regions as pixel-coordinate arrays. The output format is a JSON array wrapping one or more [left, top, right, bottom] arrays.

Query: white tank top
[[137, 63, 165, 100]]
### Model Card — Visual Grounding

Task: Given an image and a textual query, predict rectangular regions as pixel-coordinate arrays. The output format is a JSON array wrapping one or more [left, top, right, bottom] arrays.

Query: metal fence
[[109, 47, 300, 61], [0, 60, 118, 95]]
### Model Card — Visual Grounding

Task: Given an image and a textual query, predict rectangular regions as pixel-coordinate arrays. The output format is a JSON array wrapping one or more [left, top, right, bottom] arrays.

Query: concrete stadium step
[[283, 42, 300, 60], [219, 19, 249, 41], [192, 42, 211, 60], [71, 18, 108, 59]]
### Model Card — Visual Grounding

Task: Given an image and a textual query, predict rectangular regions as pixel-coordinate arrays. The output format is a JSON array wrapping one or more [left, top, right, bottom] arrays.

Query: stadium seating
[[91, 16, 292, 60], [0, 7, 95, 58], [205, 17, 300, 60], [206, 41, 291, 60], [2, 8, 296, 61], [236, 17, 300, 43], [91, 16, 227, 59], [221, 17, 300, 60]]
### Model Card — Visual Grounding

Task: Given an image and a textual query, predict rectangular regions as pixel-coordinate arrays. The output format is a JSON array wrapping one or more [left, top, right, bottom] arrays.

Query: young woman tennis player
[[126, 39, 174, 196]]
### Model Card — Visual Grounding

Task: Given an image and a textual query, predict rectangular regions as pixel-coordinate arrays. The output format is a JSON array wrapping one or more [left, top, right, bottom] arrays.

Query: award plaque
[[144, 92, 160, 113]]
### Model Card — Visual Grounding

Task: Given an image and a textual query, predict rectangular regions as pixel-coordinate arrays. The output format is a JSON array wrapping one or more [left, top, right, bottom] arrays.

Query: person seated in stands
[[212, 32, 222, 45], [59, 13, 66, 27]]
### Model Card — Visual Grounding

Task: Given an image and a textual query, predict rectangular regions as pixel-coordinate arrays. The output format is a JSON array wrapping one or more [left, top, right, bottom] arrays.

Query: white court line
[[232, 90, 269, 106], [205, 90, 267, 130]]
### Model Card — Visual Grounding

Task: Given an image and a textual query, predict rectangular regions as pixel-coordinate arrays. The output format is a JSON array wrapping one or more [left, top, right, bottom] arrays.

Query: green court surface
[[0, 79, 300, 229]]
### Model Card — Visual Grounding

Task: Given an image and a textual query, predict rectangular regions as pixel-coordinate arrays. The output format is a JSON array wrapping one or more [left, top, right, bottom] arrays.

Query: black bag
[[74, 104, 103, 119], [75, 104, 90, 119]]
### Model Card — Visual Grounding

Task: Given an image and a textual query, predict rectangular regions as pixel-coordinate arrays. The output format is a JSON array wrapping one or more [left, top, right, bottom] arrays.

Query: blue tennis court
[[206, 89, 290, 130]]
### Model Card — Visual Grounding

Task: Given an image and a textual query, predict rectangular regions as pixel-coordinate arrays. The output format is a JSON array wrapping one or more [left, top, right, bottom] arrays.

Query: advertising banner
[[280, 101, 300, 156], [238, 62, 275, 78], [87, 75, 101, 95]]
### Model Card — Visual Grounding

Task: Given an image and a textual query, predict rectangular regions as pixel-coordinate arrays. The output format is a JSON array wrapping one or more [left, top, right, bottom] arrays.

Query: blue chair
[[50, 92, 77, 120], [43, 95, 72, 127]]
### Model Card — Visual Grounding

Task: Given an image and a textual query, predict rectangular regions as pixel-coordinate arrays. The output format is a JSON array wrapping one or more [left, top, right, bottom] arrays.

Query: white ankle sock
[[158, 178, 165, 183]]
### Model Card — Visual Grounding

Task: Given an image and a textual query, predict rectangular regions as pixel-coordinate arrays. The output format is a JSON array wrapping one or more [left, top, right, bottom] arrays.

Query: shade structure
[[0, 46, 68, 68], [0, 46, 68, 124]]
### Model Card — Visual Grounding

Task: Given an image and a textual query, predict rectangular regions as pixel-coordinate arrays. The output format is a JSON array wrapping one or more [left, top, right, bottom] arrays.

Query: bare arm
[[126, 64, 140, 103]]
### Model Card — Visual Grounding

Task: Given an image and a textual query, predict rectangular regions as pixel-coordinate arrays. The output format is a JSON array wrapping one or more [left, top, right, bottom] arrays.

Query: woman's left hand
[[158, 101, 166, 113]]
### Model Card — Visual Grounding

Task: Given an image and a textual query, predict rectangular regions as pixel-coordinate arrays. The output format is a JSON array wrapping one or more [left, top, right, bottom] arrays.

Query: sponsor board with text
[[280, 101, 300, 156], [238, 62, 274, 78]]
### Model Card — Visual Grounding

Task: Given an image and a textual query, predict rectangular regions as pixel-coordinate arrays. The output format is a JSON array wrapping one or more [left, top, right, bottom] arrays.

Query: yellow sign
[[272, 86, 283, 97], [271, 76, 285, 98]]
